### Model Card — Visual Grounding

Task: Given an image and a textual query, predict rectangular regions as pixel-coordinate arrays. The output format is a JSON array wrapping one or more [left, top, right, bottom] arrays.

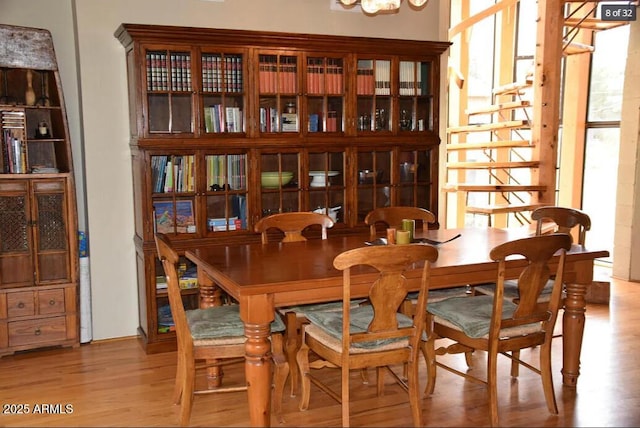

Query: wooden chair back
[[364, 206, 435, 238], [333, 244, 438, 355], [155, 233, 192, 354], [254, 212, 334, 244], [531, 206, 591, 245], [489, 233, 572, 334]]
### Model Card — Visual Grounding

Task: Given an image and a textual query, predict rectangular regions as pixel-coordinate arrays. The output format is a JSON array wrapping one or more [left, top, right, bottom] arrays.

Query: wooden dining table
[[185, 227, 609, 427]]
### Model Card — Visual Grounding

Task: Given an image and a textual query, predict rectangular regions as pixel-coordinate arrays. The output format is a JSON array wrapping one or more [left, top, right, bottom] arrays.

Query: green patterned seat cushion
[[283, 299, 367, 317], [474, 279, 555, 301], [407, 287, 470, 303], [427, 295, 518, 338], [186, 304, 285, 340], [304, 305, 413, 349]]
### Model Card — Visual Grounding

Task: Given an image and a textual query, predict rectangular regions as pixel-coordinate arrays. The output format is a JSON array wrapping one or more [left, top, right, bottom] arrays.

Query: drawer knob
[[49, 299, 56, 306], [17, 302, 25, 309], [34, 328, 41, 336]]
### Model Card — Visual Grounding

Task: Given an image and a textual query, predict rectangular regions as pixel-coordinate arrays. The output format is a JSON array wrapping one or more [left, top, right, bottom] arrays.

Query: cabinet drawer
[[38, 289, 65, 315], [8, 316, 67, 347], [7, 292, 35, 318]]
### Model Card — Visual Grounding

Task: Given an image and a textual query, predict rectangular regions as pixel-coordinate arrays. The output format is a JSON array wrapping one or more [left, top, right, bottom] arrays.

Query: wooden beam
[[531, 0, 564, 205], [448, 0, 519, 39]]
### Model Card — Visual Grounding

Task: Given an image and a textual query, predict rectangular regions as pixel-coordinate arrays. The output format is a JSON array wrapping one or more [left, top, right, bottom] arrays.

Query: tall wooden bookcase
[[116, 23, 450, 353], [0, 25, 79, 356]]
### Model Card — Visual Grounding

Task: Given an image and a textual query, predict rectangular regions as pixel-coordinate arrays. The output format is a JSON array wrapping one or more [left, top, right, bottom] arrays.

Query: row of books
[[1, 110, 27, 173], [207, 216, 243, 232], [399, 61, 430, 96], [259, 55, 297, 93], [306, 58, 344, 94], [201, 54, 243, 93], [204, 105, 243, 133], [146, 51, 192, 92], [356, 60, 391, 96], [258, 109, 339, 133], [206, 154, 247, 190], [151, 155, 195, 193]]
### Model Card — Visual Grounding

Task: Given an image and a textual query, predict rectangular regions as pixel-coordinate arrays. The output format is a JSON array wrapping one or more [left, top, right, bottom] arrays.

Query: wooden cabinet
[[116, 23, 449, 353], [0, 25, 79, 356]]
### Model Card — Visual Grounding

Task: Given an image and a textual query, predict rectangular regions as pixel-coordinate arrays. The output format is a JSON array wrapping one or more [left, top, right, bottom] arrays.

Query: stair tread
[[563, 40, 595, 55], [564, 18, 630, 31], [447, 120, 529, 134], [466, 100, 531, 116], [444, 183, 547, 192], [447, 140, 533, 150], [447, 160, 539, 169], [466, 203, 543, 214], [493, 81, 532, 96]]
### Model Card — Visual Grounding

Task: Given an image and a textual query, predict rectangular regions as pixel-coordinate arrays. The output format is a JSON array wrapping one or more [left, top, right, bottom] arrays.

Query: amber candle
[[386, 228, 396, 244]]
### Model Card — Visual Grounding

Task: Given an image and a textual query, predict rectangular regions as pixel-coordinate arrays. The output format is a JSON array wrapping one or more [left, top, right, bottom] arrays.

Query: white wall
[[2, 0, 446, 340]]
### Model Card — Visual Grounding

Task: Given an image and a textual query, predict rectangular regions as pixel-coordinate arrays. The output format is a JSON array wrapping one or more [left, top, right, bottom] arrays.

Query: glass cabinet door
[[398, 60, 433, 132], [398, 148, 436, 212], [356, 59, 391, 133], [259, 152, 301, 216], [200, 51, 245, 135], [307, 150, 345, 223], [355, 149, 392, 222], [258, 53, 299, 134], [304, 55, 345, 134], [149, 153, 197, 235], [144, 47, 194, 134], [204, 153, 248, 232]]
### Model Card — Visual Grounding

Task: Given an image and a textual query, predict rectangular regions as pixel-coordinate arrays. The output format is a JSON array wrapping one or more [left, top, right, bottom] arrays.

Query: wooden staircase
[[445, 0, 631, 228]]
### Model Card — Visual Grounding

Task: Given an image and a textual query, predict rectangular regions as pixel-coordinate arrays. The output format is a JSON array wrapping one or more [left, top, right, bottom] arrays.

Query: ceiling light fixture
[[340, 0, 429, 14]]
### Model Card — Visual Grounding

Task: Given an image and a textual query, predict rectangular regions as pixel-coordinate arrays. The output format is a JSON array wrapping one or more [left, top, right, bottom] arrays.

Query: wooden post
[[531, 0, 564, 205]]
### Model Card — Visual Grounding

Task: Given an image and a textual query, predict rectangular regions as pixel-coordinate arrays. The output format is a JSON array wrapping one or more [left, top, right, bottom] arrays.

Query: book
[[281, 113, 297, 132], [153, 199, 196, 234]]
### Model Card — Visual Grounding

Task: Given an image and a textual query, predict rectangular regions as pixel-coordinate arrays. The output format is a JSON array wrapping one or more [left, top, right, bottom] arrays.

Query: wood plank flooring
[[2, 273, 640, 427]]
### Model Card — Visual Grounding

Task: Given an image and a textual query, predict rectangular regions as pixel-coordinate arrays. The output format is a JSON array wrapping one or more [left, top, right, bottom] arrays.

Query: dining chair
[[154, 233, 289, 426], [475, 206, 590, 301], [255, 211, 363, 397], [364, 206, 436, 239], [296, 244, 439, 427], [365, 206, 469, 311], [254, 211, 334, 244], [424, 233, 572, 427]]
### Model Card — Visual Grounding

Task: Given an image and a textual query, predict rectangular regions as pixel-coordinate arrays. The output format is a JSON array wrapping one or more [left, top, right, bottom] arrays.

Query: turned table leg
[[561, 259, 593, 387], [197, 269, 225, 388], [241, 294, 275, 427]]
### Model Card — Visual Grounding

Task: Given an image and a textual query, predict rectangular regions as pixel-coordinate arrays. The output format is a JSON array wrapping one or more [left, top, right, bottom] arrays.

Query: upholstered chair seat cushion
[[304, 304, 413, 349], [427, 295, 542, 338], [474, 279, 557, 302], [407, 287, 470, 303], [187, 304, 285, 340]]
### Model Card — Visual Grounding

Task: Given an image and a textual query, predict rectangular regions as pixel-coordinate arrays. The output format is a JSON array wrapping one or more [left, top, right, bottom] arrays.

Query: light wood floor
[[3, 273, 640, 427]]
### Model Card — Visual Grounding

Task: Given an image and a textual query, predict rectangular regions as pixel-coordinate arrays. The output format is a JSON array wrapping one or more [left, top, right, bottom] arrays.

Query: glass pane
[[171, 94, 193, 133], [356, 150, 391, 221], [205, 154, 248, 232], [356, 59, 375, 95], [260, 152, 300, 216], [148, 94, 170, 132], [151, 155, 195, 194], [308, 151, 345, 223], [587, 26, 629, 122], [582, 128, 619, 263]]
